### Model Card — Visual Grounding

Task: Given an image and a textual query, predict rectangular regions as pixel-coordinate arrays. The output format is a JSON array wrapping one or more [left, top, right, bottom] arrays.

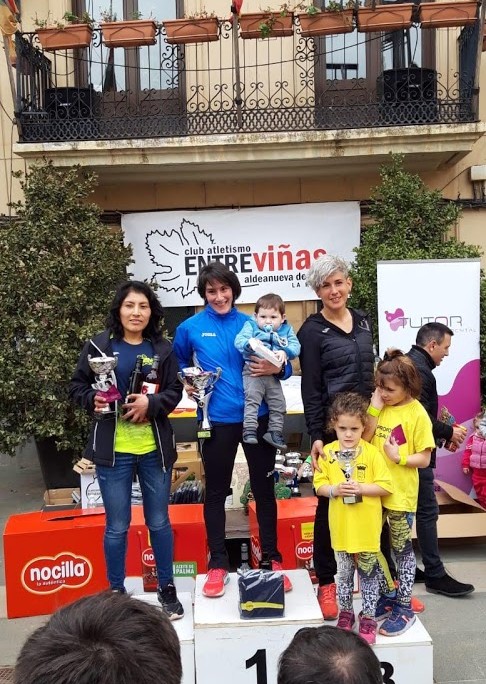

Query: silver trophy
[[88, 354, 122, 416], [285, 452, 303, 497], [331, 447, 363, 504], [177, 366, 222, 438]]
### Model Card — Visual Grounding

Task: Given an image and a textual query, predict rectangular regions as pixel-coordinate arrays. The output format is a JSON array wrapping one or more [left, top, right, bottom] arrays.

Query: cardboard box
[[80, 467, 141, 510], [249, 498, 317, 573], [128, 505, 207, 593], [434, 479, 486, 538], [4, 504, 208, 618], [43, 488, 81, 510], [176, 442, 199, 461], [172, 442, 204, 493]]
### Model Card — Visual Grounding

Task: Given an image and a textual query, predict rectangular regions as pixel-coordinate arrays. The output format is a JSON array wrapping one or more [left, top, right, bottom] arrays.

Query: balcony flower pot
[[418, 0, 478, 29], [36, 24, 93, 51], [100, 19, 157, 48], [297, 8, 354, 36], [357, 3, 413, 32], [239, 11, 294, 39], [162, 17, 219, 44]]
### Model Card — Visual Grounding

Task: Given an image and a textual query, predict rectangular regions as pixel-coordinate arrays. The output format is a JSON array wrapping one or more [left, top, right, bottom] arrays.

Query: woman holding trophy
[[69, 281, 184, 620], [173, 262, 293, 598]]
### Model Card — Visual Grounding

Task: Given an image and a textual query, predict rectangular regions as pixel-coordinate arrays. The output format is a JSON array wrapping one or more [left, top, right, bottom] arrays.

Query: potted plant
[[34, 11, 94, 51], [418, 0, 478, 29], [356, 0, 413, 32], [239, 4, 294, 39], [0, 161, 132, 489], [297, 1, 355, 37], [100, 9, 158, 48], [162, 10, 220, 45]]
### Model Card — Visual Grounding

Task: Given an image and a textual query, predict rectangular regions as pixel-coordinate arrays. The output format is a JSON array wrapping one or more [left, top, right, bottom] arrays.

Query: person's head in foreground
[[14, 591, 182, 684], [277, 624, 383, 684]]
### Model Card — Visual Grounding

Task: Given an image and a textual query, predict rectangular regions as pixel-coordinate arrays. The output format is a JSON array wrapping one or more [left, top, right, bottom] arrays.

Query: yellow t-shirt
[[114, 418, 156, 455], [371, 400, 434, 512], [313, 439, 394, 553]]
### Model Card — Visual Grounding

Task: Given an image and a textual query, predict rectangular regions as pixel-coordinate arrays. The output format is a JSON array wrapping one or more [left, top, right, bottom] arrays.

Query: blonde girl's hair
[[327, 392, 369, 431], [375, 348, 422, 399]]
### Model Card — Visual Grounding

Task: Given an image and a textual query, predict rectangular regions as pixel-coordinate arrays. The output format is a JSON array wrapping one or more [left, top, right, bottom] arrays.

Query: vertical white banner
[[377, 259, 481, 493]]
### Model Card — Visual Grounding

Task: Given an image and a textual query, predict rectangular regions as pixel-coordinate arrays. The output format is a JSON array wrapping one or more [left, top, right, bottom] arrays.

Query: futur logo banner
[[21, 552, 93, 594]]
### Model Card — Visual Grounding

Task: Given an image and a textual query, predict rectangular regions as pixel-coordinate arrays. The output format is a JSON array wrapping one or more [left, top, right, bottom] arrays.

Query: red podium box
[[4, 504, 208, 618], [248, 498, 317, 571]]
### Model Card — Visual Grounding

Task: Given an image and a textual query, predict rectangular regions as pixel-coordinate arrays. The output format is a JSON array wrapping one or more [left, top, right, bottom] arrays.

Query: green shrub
[[0, 161, 133, 456], [349, 154, 485, 395]]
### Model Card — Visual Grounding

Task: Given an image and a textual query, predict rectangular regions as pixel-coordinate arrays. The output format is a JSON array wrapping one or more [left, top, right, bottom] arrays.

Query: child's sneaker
[[358, 615, 378, 645], [410, 595, 425, 614], [263, 431, 287, 450], [243, 431, 258, 445], [379, 603, 416, 636], [375, 594, 396, 622], [394, 580, 425, 613], [336, 610, 355, 631]]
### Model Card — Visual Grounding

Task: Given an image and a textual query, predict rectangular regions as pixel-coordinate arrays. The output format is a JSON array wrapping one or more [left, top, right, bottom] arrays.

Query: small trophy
[[177, 366, 222, 439], [88, 354, 122, 417], [331, 447, 362, 504], [285, 452, 303, 497]]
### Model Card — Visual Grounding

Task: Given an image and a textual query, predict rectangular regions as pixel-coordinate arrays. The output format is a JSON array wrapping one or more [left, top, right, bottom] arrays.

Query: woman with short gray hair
[[297, 254, 375, 620]]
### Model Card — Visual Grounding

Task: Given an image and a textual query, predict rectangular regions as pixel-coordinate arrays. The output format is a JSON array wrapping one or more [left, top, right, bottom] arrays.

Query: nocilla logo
[[21, 552, 93, 595]]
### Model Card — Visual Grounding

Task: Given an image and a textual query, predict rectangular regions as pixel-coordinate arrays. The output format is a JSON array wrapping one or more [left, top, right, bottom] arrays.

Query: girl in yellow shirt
[[314, 392, 393, 645], [365, 349, 434, 637]]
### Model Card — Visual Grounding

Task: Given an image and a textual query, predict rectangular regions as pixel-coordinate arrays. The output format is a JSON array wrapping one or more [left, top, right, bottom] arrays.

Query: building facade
[[1, 0, 486, 328]]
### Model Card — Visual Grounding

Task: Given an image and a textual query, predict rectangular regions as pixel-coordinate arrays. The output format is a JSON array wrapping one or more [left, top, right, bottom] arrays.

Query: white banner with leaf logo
[[121, 202, 360, 306]]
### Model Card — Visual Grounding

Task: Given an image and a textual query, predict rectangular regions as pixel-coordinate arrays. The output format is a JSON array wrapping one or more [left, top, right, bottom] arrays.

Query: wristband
[[329, 486, 335, 499], [367, 405, 380, 417], [398, 453, 408, 466]]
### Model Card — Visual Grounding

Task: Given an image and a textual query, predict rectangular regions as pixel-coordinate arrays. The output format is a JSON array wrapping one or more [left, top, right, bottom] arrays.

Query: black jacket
[[407, 344, 453, 468], [69, 330, 182, 469], [297, 309, 375, 444]]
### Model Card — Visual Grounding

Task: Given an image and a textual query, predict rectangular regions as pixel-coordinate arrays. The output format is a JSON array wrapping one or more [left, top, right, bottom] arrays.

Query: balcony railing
[[14, 18, 481, 144]]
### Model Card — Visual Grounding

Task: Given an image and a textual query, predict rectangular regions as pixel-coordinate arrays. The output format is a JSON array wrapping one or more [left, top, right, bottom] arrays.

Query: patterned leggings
[[377, 509, 416, 607], [336, 551, 379, 618]]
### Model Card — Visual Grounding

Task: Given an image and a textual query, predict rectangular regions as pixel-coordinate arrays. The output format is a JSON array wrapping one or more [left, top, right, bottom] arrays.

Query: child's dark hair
[[375, 348, 422, 399], [327, 392, 369, 430], [254, 293, 285, 316]]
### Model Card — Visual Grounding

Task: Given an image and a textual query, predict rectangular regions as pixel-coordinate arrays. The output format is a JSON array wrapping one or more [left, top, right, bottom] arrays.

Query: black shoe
[[157, 583, 184, 620], [425, 573, 475, 597], [243, 431, 258, 445], [263, 431, 287, 450], [415, 567, 426, 583], [111, 587, 127, 594]]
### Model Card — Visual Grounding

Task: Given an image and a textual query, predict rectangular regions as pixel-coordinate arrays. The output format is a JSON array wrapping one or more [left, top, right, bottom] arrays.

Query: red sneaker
[[202, 569, 229, 598], [271, 560, 293, 592], [317, 583, 339, 620], [410, 595, 425, 614]]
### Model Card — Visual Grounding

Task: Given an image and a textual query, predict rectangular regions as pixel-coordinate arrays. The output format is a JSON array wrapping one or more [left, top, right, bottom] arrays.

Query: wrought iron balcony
[[14, 17, 481, 144]]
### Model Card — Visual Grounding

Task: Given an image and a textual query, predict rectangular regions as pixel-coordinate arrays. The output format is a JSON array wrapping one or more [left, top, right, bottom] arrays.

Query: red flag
[[1, 0, 19, 14], [233, 0, 243, 14]]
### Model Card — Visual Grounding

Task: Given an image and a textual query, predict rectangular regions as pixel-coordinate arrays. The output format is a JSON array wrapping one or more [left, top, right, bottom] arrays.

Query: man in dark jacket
[[407, 322, 475, 597]]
